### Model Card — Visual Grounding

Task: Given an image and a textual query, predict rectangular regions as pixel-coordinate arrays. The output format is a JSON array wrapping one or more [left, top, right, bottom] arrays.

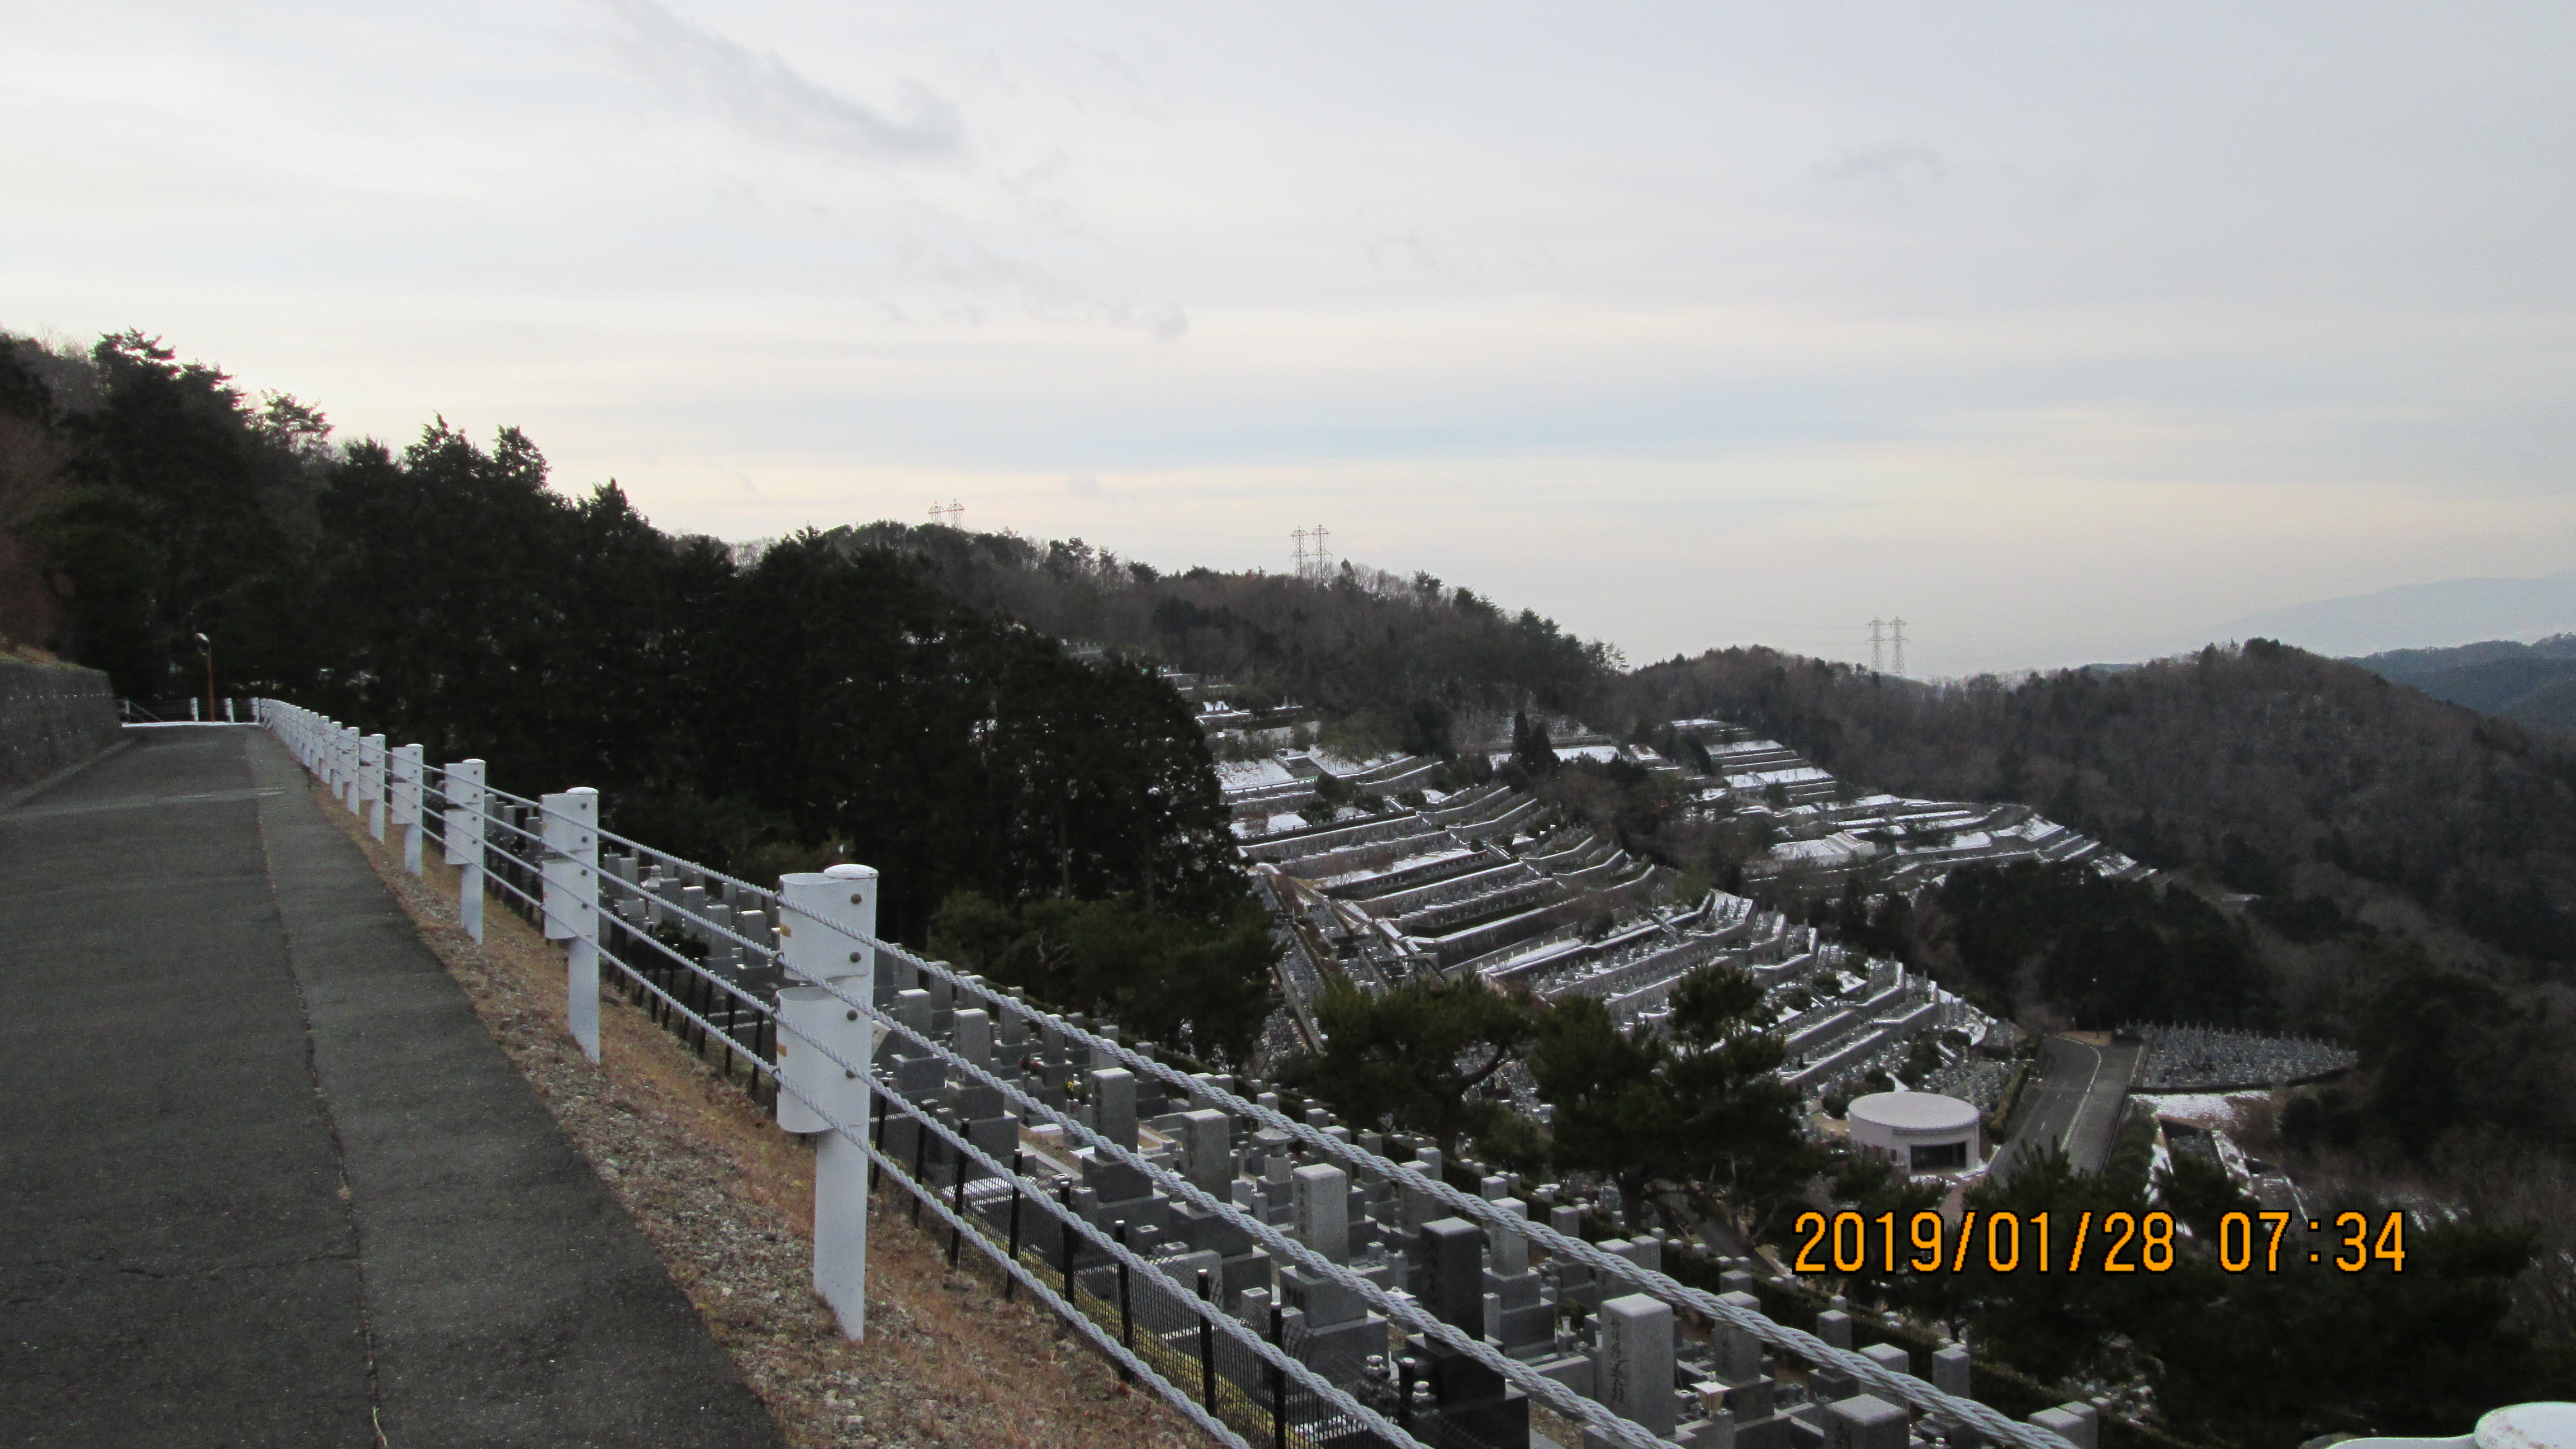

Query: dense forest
[[1620, 645, 2576, 1159], [0, 332, 1275, 1061], [1890, 861, 2271, 1030], [799, 520, 1620, 756], [17, 329, 2573, 1128], [12, 328, 2576, 1436], [2354, 634, 2576, 737]]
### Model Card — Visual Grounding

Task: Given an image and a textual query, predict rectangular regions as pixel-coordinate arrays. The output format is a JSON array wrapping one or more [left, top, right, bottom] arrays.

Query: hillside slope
[[1617, 641, 2576, 1152], [2350, 635, 2576, 733], [2505, 676, 2576, 736], [2208, 569, 2576, 655], [799, 522, 1618, 755]]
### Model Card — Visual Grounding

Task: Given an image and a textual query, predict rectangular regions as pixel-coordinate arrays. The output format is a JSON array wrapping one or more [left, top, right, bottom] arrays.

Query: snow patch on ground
[[2135, 1092, 2266, 1129]]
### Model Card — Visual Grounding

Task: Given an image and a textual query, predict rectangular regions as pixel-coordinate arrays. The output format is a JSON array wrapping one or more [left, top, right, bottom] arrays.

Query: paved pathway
[[0, 726, 782, 1448], [1994, 1035, 2139, 1180]]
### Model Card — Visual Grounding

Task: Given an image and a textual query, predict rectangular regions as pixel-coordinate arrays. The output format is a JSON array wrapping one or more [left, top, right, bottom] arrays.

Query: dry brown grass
[[316, 791, 1202, 1449]]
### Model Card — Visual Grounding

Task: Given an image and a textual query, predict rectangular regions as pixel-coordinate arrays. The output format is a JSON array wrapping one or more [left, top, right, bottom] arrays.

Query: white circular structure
[[2481, 1403, 2576, 1449], [1848, 1091, 1982, 1175]]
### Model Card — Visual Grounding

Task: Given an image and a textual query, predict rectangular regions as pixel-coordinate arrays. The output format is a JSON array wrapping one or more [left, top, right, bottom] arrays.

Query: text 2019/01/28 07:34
[[1788, 1209, 2409, 1276]]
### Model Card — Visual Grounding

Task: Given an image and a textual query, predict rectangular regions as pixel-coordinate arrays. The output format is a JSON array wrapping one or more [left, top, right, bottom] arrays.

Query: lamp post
[[195, 632, 214, 722]]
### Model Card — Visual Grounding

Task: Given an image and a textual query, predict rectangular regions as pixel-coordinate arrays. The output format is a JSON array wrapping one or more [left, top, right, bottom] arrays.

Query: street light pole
[[195, 632, 213, 722]]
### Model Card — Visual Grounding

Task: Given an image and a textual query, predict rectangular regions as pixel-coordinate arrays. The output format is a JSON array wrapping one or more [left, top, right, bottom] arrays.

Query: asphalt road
[[1995, 1035, 2141, 1180], [0, 727, 781, 1448]]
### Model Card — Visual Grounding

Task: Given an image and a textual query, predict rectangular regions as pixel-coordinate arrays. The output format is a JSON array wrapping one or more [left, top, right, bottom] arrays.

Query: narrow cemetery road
[[1993, 1035, 2140, 1180], [0, 726, 781, 1449]]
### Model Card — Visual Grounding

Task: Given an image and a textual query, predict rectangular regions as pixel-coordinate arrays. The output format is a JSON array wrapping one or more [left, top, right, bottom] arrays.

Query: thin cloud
[[1814, 143, 1945, 187], [596, 0, 963, 163]]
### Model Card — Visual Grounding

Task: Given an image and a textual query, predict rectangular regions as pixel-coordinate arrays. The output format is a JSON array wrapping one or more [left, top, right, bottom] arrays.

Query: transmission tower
[[1290, 524, 1332, 580], [1890, 618, 1908, 678], [1868, 619, 1886, 673], [929, 499, 963, 527]]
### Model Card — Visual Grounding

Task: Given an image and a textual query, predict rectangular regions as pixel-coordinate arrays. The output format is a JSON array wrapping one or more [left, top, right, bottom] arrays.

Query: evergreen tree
[[1283, 975, 1542, 1161], [1531, 965, 1811, 1234]]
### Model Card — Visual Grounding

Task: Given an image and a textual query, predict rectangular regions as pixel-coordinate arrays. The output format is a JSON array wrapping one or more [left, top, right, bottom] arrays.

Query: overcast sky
[[10, 2, 2574, 674]]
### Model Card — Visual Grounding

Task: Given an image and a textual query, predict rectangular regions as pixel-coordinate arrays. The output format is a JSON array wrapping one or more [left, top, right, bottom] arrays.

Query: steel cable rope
[[476, 805, 789, 1025], [321, 797, 1278, 1449], [477, 860, 547, 917], [481, 803, 605, 940], [340, 766, 1329, 1443], [259, 706, 2068, 1449], [834, 1068, 1418, 1449], [594, 823, 780, 911], [527, 891, 1364, 1449], [576, 846, 786, 965], [803, 974, 1679, 1449], [769, 1002, 1441, 1449], [591, 884, 781, 1020], [777, 1074, 1272, 1449], [856, 930, 2076, 1449]]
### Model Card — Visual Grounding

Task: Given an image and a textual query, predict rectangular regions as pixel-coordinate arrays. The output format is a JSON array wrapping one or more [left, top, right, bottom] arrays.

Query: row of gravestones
[[825, 943, 1740, 1448], [815, 949, 1976, 1449], [598, 854, 783, 1049], [592, 857, 2097, 1449]]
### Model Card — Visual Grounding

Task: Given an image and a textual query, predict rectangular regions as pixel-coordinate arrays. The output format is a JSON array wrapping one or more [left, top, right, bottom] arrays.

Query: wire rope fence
[[255, 699, 2085, 1449]]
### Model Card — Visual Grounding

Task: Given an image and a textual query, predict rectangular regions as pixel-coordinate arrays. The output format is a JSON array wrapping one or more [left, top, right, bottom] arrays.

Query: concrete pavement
[[0, 726, 782, 1448], [1993, 1035, 2139, 1180]]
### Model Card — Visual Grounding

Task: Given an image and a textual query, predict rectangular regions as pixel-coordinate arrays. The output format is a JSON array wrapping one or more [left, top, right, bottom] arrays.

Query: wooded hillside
[[1621, 642, 2576, 1154], [0, 332, 1275, 1059], [2353, 634, 2576, 736], [807, 521, 1619, 756]]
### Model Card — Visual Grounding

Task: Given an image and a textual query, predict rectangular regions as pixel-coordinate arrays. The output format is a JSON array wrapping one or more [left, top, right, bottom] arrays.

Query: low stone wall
[[0, 658, 119, 797]]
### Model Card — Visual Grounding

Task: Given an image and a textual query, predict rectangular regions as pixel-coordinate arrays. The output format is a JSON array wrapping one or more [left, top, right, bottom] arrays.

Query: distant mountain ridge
[[2204, 567, 2576, 656], [2350, 634, 2576, 736]]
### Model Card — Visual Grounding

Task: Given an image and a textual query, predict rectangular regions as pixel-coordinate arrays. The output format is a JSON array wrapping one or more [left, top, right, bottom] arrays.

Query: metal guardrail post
[[391, 744, 424, 875], [1268, 1301, 1287, 1449], [446, 760, 486, 943], [1114, 1219, 1134, 1384], [948, 1167, 968, 1266], [1197, 1268, 1217, 1412], [1059, 1181, 1078, 1301], [1004, 1149, 1025, 1301], [870, 1092, 887, 1188], [909, 1108, 930, 1225], [773, 864, 879, 1341], [541, 788, 601, 1061]]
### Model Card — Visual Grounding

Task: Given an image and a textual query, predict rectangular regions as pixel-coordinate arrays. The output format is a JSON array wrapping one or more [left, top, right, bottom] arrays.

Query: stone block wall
[[0, 658, 118, 796]]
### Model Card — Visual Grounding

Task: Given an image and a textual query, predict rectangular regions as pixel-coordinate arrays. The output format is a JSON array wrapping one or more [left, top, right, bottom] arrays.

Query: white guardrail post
[[391, 744, 424, 875], [541, 787, 602, 1062], [775, 863, 879, 1341], [344, 726, 359, 812], [359, 733, 386, 841], [446, 759, 486, 943]]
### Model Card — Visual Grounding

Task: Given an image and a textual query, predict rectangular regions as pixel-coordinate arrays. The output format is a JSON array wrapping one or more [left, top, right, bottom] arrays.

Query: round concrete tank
[[1848, 1091, 1982, 1175]]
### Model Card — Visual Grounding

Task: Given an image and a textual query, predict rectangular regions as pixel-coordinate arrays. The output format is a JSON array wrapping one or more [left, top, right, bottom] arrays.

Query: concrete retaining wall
[[1, 658, 118, 796]]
